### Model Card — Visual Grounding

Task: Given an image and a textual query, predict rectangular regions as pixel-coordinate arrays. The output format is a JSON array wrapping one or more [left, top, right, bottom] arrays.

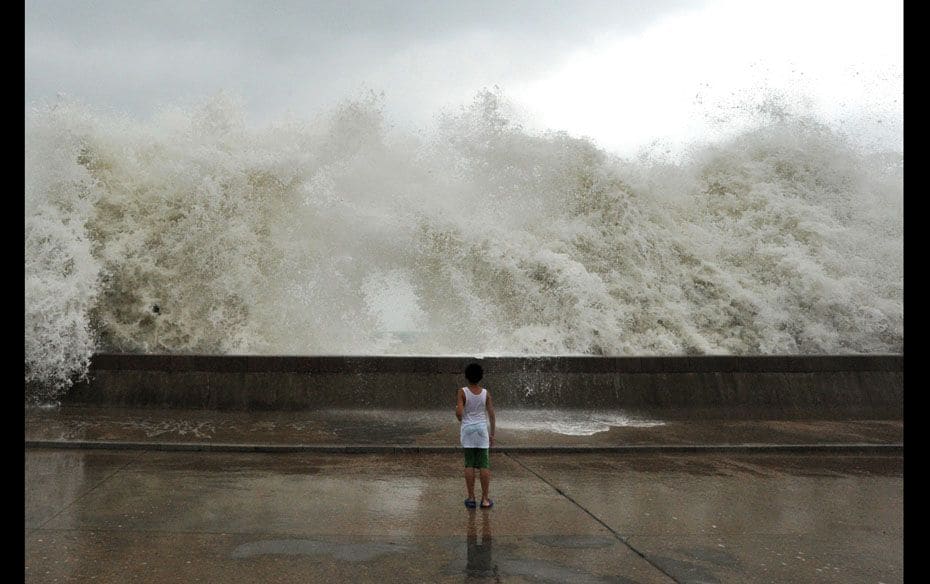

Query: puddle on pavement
[[231, 539, 409, 562]]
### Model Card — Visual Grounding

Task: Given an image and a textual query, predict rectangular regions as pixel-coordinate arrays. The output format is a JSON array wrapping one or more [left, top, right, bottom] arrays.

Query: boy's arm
[[455, 388, 464, 421], [486, 392, 496, 446]]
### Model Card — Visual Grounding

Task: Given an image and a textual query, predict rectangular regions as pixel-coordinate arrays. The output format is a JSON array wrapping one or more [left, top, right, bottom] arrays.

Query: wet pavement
[[26, 406, 902, 449], [26, 449, 902, 583]]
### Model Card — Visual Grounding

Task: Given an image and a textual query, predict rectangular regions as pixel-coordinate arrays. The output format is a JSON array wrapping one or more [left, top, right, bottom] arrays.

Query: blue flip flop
[[480, 499, 494, 509], [464, 499, 477, 508]]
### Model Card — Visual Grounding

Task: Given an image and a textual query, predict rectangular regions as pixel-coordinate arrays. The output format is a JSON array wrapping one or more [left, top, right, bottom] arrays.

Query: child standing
[[456, 363, 496, 509]]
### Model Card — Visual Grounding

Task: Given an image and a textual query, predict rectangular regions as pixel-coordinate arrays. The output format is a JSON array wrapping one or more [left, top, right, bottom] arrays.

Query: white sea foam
[[24, 90, 903, 395], [496, 410, 665, 436]]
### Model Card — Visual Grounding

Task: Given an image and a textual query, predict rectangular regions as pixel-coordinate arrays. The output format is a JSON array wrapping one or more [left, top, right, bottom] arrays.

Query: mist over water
[[24, 90, 903, 394]]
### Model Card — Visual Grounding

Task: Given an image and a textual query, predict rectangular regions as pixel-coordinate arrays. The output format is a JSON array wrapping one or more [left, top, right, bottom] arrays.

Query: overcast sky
[[25, 0, 902, 155]]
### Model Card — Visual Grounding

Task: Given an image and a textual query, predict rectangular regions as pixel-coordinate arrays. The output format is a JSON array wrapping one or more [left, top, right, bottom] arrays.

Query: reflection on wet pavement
[[25, 449, 901, 583], [465, 508, 494, 578]]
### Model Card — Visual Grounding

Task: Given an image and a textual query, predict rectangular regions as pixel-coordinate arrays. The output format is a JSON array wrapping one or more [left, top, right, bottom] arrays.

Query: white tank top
[[461, 387, 488, 426]]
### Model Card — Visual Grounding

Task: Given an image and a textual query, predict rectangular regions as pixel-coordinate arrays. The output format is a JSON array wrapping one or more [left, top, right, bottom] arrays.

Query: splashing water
[[24, 90, 903, 396]]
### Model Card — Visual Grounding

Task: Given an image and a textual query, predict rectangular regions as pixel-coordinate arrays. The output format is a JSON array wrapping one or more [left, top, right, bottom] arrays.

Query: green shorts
[[463, 448, 490, 469]]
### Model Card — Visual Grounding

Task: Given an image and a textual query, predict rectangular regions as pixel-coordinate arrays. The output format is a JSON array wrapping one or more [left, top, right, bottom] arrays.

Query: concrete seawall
[[62, 354, 903, 419]]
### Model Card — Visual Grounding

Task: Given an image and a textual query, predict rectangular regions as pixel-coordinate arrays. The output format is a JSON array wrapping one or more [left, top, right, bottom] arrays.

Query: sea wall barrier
[[61, 354, 903, 419]]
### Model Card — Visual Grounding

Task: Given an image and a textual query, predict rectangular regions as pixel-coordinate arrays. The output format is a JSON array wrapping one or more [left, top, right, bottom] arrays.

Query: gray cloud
[[25, 0, 696, 124]]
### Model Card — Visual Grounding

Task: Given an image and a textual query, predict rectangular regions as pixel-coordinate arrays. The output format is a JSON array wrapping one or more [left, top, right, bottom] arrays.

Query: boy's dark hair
[[464, 363, 483, 384]]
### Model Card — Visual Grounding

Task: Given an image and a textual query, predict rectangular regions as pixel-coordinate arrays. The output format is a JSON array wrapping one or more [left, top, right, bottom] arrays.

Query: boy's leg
[[464, 449, 477, 500], [479, 468, 490, 504], [479, 449, 490, 504], [465, 467, 476, 499]]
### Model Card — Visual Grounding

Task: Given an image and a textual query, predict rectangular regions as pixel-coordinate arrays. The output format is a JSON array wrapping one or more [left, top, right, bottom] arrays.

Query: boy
[[456, 362, 496, 509]]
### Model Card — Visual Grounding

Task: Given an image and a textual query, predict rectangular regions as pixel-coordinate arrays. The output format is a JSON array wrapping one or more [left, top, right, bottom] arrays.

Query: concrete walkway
[[26, 406, 902, 452], [26, 448, 902, 583]]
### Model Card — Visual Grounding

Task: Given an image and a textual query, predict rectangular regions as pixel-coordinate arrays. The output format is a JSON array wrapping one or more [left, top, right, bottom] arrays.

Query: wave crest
[[24, 90, 903, 394]]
